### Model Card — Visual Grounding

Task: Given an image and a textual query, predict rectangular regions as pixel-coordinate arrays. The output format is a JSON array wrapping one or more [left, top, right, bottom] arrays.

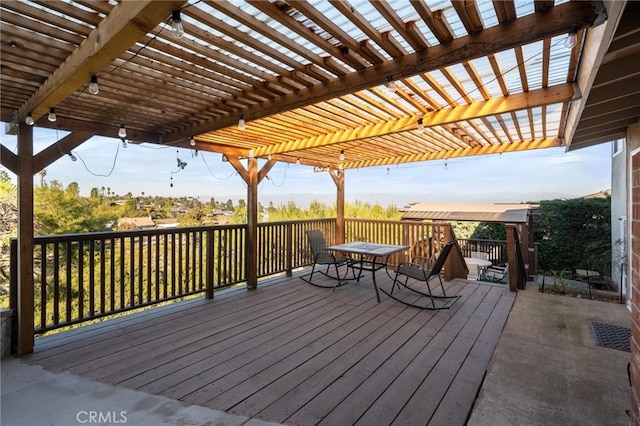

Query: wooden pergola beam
[[345, 137, 563, 169], [0, 144, 18, 175], [254, 84, 575, 157], [166, 0, 599, 143], [18, 0, 186, 122]]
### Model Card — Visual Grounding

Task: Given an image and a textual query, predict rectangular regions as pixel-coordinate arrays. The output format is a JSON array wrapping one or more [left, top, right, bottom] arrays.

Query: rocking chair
[[385, 241, 460, 309]]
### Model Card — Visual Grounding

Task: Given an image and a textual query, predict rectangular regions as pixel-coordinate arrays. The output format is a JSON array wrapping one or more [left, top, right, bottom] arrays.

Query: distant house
[[155, 218, 179, 229], [116, 217, 155, 230]]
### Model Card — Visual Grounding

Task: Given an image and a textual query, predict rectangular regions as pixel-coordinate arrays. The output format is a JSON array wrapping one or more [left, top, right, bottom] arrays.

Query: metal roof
[[401, 202, 539, 223], [0, 0, 633, 172]]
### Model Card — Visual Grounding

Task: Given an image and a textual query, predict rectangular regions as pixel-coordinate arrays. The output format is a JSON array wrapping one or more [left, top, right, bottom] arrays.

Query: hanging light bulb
[[296, 157, 301, 165], [194, 149, 198, 157], [339, 150, 345, 161], [189, 137, 196, 146], [68, 152, 77, 162], [249, 149, 254, 158], [25, 112, 34, 126], [121, 139, 127, 148], [170, 176, 173, 188], [417, 118, 425, 133], [385, 76, 397, 92], [118, 124, 127, 138], [238, 114, 246, 130], [267, 153, 272, 161], [171, 10, 184, 39], [48, 108, 56, 122], [564, 25, 579, 49], [89, 75, 99, 95]]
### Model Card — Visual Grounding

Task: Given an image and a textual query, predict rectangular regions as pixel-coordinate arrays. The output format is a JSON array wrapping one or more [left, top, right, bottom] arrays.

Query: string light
[[238, 114, 246, 130], [121, 138, 127, 148], [339, 150, 345, 161], [249, 149, 254, 158], [385, 76, 397, 92], [171, 10, 184, 38], [189, 137, 196, 146], [88, 75, 99, 95], [267, 153, 272, 161], [68, 152, 77, 162], [194, 149, 198, 157], [25, 112, 34, 126], [417, 118, 425, 133], [564, 25, 579, 49], [118, 124, 127, 138], [48, 108, 56, 122], [296, 157, 300, 165], [170, 175, 173, 187]]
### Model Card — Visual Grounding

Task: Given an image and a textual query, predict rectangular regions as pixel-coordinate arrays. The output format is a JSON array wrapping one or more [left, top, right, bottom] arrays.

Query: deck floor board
[[27, 272, 515, 426]]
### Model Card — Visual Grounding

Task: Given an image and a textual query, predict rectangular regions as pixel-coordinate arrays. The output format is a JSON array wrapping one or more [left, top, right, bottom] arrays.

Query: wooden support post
[[17, 124, 35, 355], [225, 154, 275, 290], [330, 169, 345, 244], [505, 224, 518, 292]]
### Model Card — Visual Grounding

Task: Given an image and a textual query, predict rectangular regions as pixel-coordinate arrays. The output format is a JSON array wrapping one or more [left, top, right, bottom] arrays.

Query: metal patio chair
[[385, 241, 461, 309], [299, 229, 356, 288]]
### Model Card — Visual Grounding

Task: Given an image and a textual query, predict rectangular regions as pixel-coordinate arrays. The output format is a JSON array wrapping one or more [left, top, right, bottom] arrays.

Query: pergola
[[0, 0, 637, 356]]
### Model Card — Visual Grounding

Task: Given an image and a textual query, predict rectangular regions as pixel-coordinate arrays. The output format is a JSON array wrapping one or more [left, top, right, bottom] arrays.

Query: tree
[[0, 171, 17, 286], [35, 180, 115, 235], [177, 206, 204, 227], [232, 205, 247, 224], [38, 169, 47, 187]]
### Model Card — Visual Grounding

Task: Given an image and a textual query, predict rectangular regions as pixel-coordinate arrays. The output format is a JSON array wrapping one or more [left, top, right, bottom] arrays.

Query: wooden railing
[[457, 238, 508, 266], [10, 218, 467, 334], [256, 218, 336, 277], [11, 225, 246, 333]]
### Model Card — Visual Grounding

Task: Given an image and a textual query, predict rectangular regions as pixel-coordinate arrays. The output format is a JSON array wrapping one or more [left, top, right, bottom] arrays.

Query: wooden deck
[[26, 270, 515, 426]]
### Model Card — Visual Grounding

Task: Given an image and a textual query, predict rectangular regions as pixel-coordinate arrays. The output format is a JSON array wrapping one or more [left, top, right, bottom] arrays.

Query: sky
[[1, 125, 612, 208]]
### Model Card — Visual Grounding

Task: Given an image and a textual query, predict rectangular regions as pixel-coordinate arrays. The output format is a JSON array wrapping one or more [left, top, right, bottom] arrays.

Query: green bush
[[535, 197, 611, 275]]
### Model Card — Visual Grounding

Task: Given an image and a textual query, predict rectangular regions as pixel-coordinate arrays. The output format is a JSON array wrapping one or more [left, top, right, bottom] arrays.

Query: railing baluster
[[89, 240, 95, 317], [40, 244, 46, 330], [53, 243, 59, 326], [65, 241, 72, 323], [78, 240, 84, 320]]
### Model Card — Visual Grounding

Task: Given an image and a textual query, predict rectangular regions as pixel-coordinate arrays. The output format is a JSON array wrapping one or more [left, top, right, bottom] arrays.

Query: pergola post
[[246, 157, 258, 289], [225, 155, 275, 290], [330, 169, 345, 244], [17, 123, 35, 355]]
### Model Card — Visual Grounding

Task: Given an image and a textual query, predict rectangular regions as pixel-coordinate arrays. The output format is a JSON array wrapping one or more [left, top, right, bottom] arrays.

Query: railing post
[[506, 224, 518, 292], [286, 223, 293, 277], [9, 238, 18, 355], [205, 229, 214, 299]]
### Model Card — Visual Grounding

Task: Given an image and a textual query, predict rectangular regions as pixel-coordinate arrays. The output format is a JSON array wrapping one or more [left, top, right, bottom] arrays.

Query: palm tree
[[38, 169, 47, 187]]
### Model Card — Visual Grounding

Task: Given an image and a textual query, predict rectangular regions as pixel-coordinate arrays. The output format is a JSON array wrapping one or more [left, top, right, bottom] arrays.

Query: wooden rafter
[[18, 1, 186, 122], [166, 0, 599, 143], [252, 84, 574, 157]]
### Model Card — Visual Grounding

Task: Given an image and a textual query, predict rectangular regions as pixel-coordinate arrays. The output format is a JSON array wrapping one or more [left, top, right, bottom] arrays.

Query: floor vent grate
[[590, 321, 630, 352]]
